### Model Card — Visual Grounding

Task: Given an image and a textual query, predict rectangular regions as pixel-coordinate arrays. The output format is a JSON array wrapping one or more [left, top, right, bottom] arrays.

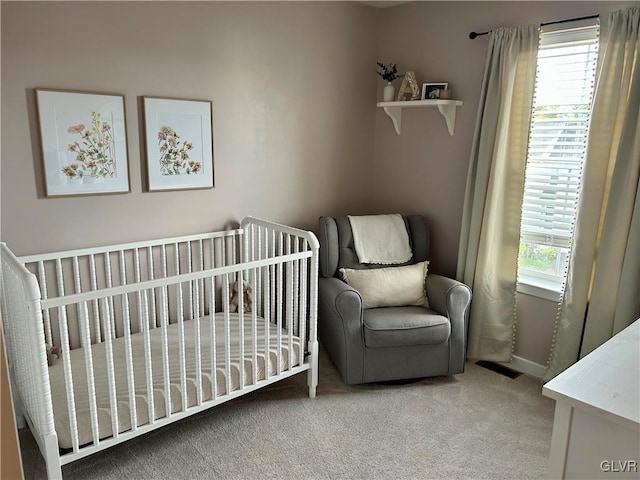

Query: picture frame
[[421, 83, 449, 100], [36, 89, 130, 197], [142, 96, 214, 192]]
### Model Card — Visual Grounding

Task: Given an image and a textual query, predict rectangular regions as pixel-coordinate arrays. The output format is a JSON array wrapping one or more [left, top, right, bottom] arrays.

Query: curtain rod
[[468, 13, 599, 39]]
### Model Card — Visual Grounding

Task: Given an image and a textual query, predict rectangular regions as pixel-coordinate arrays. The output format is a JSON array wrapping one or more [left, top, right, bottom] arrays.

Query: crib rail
[[0, 243, 57, 440], [2, 217, 318, 469], [241, 217, 319, 391], [20, 228, 243, 349]]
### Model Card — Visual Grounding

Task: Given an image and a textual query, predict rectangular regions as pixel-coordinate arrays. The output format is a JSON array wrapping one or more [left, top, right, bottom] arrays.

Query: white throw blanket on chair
[[348, 214, 412, 264]]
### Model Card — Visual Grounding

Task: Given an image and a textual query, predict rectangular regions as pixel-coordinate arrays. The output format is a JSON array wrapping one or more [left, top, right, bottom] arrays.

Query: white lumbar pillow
[[340, 261, 429, 309]]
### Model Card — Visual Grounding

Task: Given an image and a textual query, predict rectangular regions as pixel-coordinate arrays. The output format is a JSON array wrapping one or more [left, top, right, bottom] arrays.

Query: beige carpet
[[19, 346, 554, 479]]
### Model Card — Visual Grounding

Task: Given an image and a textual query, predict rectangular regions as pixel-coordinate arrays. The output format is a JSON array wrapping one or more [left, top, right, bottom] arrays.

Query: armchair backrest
[[318, 215, 430, 278]]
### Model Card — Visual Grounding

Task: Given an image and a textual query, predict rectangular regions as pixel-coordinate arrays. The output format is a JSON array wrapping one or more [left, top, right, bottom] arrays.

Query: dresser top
[[543, 320, 639, 430]]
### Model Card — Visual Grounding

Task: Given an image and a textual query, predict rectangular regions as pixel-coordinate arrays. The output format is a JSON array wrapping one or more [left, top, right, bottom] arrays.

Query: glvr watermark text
[[600, 460, 638, 473]]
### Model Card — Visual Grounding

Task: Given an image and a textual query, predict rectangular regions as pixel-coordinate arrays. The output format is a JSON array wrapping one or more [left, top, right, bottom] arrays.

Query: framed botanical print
[[142, 97, 214, 192], [36, 89, 130, 197]]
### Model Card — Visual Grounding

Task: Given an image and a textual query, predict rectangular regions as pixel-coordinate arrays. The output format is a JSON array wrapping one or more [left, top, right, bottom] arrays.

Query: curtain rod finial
[[469, 31, 479, 40]]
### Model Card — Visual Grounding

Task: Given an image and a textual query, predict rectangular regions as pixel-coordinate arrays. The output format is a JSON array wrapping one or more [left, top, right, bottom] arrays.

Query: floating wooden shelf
[[377, 99, 464, 136]]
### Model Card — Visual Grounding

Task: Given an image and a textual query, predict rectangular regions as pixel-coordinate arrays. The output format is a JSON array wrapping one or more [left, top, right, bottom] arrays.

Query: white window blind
[[518, 23, 599, 291]]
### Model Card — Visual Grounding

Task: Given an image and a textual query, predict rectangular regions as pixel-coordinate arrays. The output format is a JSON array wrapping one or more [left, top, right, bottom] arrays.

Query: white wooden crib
[[0, 217, 319, 479]]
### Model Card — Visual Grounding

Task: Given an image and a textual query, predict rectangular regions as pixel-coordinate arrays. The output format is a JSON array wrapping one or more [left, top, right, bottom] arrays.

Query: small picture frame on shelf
[[422, 83, 449, 100]]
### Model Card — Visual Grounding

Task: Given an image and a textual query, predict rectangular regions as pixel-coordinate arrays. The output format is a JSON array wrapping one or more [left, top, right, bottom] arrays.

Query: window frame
[[517, 21, 599, 300]]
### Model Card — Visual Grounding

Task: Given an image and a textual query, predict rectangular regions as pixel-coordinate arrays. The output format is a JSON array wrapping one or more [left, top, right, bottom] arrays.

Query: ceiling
[[357, 1, 412, 8]]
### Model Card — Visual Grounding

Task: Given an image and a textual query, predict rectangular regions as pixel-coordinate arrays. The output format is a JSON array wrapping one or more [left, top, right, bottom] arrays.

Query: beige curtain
[[457, 25, 539, 361], [545, 7, 640, 381]]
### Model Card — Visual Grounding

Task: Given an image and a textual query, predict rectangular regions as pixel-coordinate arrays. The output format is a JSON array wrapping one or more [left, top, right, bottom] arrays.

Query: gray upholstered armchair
[[318, 215, 472, 385]]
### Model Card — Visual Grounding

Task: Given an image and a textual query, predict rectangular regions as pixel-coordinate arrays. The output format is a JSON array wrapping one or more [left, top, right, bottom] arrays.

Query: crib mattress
[[48, 313, 302, 449]]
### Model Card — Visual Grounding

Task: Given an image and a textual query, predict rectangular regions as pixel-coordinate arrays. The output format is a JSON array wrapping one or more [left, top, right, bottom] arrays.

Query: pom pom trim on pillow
[[340, 261, 429, 309]]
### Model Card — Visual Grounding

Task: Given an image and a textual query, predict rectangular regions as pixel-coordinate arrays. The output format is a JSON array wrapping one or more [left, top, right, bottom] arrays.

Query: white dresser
[[543, 320, 640, 479]]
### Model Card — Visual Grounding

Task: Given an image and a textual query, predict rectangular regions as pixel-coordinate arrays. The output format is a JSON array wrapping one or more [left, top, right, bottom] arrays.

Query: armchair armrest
[[319, 277, 363, 320], [426, 274, 472, 318], [426, 274, 472, 374], [318, 277, 365, 384]]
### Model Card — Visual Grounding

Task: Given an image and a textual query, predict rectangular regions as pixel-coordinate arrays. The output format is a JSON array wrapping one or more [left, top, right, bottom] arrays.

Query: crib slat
[[287, 261, 295, 370], [251, 267, 258, 385], [54, 257, 66, 356], [223, 275, 231, 395], [72, 257, 81, 291], [238, 271, 245, 390], [89, 254, 102, 343], [264, 265, 271, 380], [286, 242, 294, 372], [293, 239, 300, 338], [194, 276, 202, 405], [270, 230, 276, 333], [175, 247, 187, 412], [209, 241, 218, 401], [78, 300, 100, 446], [308, 248, 320, 395], [148, 246, 157, 329], [242, 225, 248, 264], [38, 261, 53, 345], [257, 226, 263, 317], [101, 297, 119, 441], [162, 244, 169, 279], [209, 273, 217, 400], [276, 233, 283, 376], [72, 257, 84, 351], [238, 228, 248, 387], [198, 239, 205, 319], [104, 252, 116, 339], [160, 282, 172, 418], [186, 241, 194, 320], [161, 245, 168, 330], [134, 248, 156, 342], [231, 236, 236, 266], [55, 257, 65, 361], [249, 224, 255, 263], [221, 236, 226, 268], [136, 252, 155, 424], [300, 243, 308, 368], [58, 304, 80, 452], [55, 258, 65, 297], [119, 251, 137, 432], [134, 249, 143, 333], [141, 288, 155, 425]]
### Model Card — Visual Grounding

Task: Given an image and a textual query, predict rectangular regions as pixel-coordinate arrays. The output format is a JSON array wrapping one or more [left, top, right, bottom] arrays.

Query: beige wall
[[374, 1, 635, 366], [1, 1, 377, 255], [515, 293, 558, 366]]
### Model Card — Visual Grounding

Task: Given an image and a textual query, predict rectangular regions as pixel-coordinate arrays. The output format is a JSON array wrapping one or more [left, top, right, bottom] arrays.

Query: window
[[518, 23, 599, 297]]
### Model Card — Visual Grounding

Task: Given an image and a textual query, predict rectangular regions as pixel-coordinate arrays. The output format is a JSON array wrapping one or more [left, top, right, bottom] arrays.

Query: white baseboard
[[499, 355, 546, 379]]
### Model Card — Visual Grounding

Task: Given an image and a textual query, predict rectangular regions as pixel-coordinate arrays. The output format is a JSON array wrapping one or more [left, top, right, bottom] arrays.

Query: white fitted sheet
[[49, 313, 302, 449]]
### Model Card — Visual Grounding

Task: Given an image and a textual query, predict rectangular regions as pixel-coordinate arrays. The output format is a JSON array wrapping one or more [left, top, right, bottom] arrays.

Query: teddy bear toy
[[46, 343, 60, 366], [229, 280, 253, 313]]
